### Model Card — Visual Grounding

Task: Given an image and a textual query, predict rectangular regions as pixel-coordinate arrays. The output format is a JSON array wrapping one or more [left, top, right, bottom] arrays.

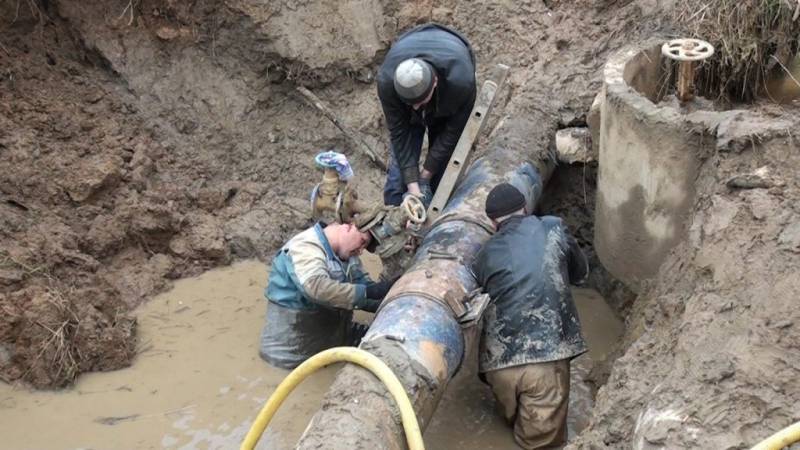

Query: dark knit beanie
[[485, 183, 526, 220]]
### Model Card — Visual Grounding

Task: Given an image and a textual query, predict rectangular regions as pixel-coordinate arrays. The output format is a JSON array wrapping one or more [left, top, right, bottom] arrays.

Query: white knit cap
[[393, 58, 434, 104]]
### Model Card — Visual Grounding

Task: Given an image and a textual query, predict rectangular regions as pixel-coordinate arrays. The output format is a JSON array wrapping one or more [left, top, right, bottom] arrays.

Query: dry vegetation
[[0, 252, 137, 388], [676, 0, 800, 102]]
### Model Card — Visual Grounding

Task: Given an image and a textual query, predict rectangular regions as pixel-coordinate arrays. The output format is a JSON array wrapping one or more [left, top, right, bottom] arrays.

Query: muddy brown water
[[0, 258, 622, 449]]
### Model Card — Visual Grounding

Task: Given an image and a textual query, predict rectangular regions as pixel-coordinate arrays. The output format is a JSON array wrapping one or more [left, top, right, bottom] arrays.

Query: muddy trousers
[[484, 359, 570, 449], [259, 301, 368, 370]]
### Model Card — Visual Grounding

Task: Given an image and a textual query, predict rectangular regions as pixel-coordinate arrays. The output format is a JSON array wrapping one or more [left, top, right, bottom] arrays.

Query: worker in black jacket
[[471, 183, 589, 449], [376, 23, 476, 207]]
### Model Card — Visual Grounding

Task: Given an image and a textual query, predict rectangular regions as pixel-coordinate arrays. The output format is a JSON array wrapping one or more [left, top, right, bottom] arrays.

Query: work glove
[[417, 179, 434, 208], [405, 180, 433, 209], [355, 297, 382, 313], [355, 277, 399, 313], [366, 280, 393, 300]]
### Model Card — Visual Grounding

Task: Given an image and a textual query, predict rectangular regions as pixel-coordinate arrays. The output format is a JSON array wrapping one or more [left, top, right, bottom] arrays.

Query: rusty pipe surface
[[296, 142, 554, 450]]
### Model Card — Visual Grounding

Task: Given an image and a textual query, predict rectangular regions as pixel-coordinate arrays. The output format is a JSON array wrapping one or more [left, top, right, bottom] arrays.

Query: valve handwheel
[[402, 195, 427, 224], [661, 38, 715, 103], [661, 38, 714, 62]]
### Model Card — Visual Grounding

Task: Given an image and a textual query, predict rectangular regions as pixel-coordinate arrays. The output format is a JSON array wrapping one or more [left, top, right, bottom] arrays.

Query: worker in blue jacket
[[260, 222, 393, 369]]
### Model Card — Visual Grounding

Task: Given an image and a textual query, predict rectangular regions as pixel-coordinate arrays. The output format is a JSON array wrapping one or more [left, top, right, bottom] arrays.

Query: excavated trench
[[0, 256, 623, 449], [2, 1, 799, 449], [0, 3, 633, 444]]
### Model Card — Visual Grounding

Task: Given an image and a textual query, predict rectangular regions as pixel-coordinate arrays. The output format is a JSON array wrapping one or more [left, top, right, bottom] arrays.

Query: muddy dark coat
[[377, 23, 476, 185], [472, 215, 589, 373]]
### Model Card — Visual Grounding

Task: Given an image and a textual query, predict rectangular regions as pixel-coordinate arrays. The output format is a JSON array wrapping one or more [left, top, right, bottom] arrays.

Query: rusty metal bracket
[[379, 290, 460, 317], [457, 290, 492, 327]]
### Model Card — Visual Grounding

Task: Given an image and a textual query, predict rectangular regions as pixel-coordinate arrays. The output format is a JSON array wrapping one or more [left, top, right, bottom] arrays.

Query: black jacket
[[377, 23, 476, 184], [471, 215, 589, 373]]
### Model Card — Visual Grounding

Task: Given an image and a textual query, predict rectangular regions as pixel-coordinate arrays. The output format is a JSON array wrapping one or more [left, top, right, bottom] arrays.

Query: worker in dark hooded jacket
[[259, 221, 394, 369], [471, 183, 589, 449], [377, 23, 476, 207]]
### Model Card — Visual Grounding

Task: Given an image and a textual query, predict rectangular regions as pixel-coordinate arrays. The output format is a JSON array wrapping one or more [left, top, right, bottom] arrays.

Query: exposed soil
[[538, 163, 636, 317], [3, 0, 799, 448], [1, 0, 652, 389], [570, 110, 800, 449]]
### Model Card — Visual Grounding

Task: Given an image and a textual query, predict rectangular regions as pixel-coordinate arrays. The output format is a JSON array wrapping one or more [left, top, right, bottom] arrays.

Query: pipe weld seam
[[376, 291, 458, 317]]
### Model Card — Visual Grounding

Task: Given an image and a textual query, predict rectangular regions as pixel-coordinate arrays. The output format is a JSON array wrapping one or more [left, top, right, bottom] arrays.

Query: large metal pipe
[[296, 124, 555, 449]]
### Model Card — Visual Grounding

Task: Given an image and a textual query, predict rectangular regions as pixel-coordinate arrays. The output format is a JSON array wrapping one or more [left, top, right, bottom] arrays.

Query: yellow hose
[[751, 421, 800, 450], [240, 346, 424, 450]]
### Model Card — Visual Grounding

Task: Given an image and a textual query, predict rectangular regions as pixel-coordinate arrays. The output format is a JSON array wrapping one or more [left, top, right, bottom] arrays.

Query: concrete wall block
[[587, 90, 604, 155], [556, 127, 595, 164], [595, 40, 799, 289], [595, 40, 704, 289]]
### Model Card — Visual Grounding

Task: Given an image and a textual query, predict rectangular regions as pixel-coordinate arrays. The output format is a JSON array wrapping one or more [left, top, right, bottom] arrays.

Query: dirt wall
[[2, 0, 655, 388], [577, 37, 800, 448], [582, 39, 800, 447], [1, 0, 390, 387], [574, 105, 800, 448], [9, 0, 797, 448], [9, 2, 796, 449]]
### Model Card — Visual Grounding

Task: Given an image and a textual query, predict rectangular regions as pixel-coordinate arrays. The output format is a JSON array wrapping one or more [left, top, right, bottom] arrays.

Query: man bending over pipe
[[377, 23, 476, 207], [260, 222, 395, 369], [472, 183, 589, 449]]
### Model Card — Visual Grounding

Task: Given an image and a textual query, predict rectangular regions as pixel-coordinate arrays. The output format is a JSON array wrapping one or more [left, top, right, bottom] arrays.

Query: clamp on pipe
[[241, 347, 425, 450]]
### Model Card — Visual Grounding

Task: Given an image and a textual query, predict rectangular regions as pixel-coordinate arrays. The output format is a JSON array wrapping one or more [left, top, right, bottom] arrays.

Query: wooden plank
[[426, 64, 510, 222], [295, 86, 387, 171]]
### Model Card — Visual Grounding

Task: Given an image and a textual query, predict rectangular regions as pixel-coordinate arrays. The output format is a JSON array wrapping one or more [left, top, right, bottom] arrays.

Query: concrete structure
[[556, 127, 595, 164], [595, 41, 701, 291], [594, 40, 797, 291]]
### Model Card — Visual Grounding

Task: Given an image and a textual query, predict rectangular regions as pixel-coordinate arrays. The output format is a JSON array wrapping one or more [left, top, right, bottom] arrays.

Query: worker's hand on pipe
[[366, 280, 394, 300], [417, 179, 433, 208], [405, 180, 433, 208], [356, 297, 382, 313], [403, 235, 420, 253]]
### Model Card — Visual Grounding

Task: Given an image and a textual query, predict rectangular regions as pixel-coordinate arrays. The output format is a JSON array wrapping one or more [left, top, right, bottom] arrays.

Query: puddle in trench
[[0, 258, 622, 449]]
